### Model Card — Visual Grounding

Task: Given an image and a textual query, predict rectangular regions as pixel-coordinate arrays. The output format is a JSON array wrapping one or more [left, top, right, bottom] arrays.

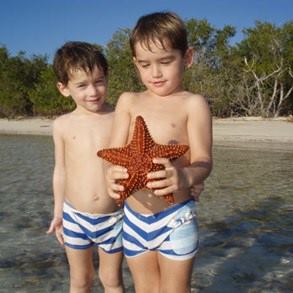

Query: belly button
[[93, 195, 100, 201]]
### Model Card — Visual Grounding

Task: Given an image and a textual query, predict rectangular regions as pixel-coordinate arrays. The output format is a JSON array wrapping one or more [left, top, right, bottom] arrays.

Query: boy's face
[[133, 40, 192, 97], [57, 65, 107, 113]]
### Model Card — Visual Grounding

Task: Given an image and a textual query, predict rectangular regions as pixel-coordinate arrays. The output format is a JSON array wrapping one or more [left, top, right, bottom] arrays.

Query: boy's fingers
[[113, 171, 129, 180], [153, 186, 176, 196], [108, 165, 127, 174], [107, 188, 122, 200], [111, 183, 124, 192], [56, 232, 64, 246], [147, 178, 173, 189], [46, 222, 54, 234], [107, 166, 128, 181], [148, 166, 174, 180], [147, 170, 166, 180], [153, 157, 172, 167]]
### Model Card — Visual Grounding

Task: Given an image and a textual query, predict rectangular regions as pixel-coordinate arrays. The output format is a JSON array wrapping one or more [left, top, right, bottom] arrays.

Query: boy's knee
[[99, 267, 122, 290], [70, 271, 94, 291]]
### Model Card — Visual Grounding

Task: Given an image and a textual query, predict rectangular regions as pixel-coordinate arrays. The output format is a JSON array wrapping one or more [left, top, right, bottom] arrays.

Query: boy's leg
[[158, 254, 194, 293], [126, 251, 160, 293], [65, 246, 94, 293], [98, 248, 124, 293]]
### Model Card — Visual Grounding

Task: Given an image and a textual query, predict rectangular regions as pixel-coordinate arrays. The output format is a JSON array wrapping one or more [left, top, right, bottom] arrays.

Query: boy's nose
[[88, 84, 98, 95], [151, 65, 162, 78]]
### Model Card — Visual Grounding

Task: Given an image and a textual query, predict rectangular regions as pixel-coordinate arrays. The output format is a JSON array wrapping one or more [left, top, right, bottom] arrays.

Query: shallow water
[[0, 135, 292, 292]]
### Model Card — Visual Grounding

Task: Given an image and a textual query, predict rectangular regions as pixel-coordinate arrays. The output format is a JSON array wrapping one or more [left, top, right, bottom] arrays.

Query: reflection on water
[[0, 135, 292, 292]]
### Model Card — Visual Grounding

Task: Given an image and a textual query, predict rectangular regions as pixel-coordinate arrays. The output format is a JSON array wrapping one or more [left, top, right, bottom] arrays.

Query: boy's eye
[[139, 63, 150, 68], [160, 59, 172, 65], [95, 79, 105, 84], [77, 84, 86, 88]]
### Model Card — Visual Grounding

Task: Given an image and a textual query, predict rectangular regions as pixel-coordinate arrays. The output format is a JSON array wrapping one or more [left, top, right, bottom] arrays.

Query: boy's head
[[130, 12, 193, 97], [130, 11, 188, 57], [53, 41, 108, 85], [53, 42, 108, 113]]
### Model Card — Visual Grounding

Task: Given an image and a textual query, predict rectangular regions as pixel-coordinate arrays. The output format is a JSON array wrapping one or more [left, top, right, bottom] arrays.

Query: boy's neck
[[74, 103, 113, 116], [146, 86, 186, 99]]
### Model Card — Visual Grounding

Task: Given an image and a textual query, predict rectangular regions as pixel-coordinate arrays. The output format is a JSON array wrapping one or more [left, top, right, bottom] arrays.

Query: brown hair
[[130, 12, 188, 57], [53, 41, 108, 85]]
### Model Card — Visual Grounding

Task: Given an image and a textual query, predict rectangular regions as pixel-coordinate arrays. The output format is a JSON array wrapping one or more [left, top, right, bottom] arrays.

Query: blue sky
[[0, 0, 292, 62]]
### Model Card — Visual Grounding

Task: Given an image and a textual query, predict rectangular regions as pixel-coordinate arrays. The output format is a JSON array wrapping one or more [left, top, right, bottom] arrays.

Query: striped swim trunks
[[63, 201, 123, 253], [123, 199, 199, 260]]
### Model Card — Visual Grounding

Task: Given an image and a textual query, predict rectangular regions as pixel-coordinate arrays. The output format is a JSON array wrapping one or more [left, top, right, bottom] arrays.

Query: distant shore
[[0, 117, 293, 151]]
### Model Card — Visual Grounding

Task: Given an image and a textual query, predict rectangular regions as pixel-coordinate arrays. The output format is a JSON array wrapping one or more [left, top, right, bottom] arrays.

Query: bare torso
[[125, 91, 194, 213], [58, 107, 118, 213]]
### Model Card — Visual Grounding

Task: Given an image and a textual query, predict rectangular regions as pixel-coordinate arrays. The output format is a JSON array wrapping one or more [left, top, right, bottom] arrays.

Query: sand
[[0, 117, 292, 151]]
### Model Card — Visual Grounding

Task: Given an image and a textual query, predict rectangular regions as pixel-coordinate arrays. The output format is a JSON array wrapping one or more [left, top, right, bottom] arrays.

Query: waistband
[[64, 201, 123, 218], [124, 199, 195, 219]]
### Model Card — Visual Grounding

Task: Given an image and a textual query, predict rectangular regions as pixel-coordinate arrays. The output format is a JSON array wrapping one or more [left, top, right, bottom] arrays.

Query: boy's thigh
[[98, 248, 123, 274], [126, 251, 160, 292], [65, 246, 94, 277], [158, 253, 195, 292]]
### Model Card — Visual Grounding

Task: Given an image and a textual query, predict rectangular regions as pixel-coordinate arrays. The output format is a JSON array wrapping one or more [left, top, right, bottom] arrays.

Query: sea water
[[0, 135, 292, 292]]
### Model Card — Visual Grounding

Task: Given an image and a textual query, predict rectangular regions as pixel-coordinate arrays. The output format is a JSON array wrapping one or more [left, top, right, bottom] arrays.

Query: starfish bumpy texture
[[97, 116, 189, 206]]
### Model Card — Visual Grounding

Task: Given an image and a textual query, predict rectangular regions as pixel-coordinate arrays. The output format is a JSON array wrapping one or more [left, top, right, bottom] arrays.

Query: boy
[[47, 41, 124, 293], [106, 12, 213, 293]]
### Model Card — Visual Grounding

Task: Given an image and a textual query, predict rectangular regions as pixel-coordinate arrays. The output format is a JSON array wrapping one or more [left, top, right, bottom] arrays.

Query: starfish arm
[[118, 173, 141, 201], [130, 116, 155, 154], [97, 147, 131, 167], [151, 144, 189, 160]]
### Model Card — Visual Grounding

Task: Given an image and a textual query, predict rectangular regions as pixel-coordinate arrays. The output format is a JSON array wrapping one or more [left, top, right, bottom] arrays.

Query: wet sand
[[0, 117, 292, 150]]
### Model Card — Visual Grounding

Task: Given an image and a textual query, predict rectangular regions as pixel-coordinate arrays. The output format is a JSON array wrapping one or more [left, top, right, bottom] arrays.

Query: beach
[[1, 117, 292, 151], [1, 121, 292, 292]]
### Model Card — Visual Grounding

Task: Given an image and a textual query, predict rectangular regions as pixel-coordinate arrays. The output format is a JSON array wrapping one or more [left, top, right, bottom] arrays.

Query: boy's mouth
[[87, 97, 101, 103], [152, 80, 166, 87]]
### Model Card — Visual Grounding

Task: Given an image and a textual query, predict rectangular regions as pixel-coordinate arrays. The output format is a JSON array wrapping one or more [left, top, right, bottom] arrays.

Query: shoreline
[[0, 117, 293, 151]]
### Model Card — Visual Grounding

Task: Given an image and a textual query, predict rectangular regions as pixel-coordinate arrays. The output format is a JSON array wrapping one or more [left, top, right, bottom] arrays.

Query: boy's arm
[[181, 94, 213, 187], [47, 119, 66, 245], [106, 93, 132, 199], [109, 92, 132, 147], [147, 95, 212, 195]]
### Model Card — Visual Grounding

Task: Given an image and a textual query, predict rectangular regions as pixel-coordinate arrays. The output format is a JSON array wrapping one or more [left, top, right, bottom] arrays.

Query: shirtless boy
[[107, 12, 213, 293], [47, 41, 124, 293]]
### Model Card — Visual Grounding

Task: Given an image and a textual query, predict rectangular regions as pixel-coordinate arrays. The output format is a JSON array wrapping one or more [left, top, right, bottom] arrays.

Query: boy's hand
[[106, 165, 128, 200], [146, 158, 182, 196], [47, 217, 64, 246]]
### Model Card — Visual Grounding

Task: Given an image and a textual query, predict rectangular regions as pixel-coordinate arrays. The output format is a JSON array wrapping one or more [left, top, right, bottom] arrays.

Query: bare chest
[[64, 124, 110, 159], [129, 99, 188, 145]]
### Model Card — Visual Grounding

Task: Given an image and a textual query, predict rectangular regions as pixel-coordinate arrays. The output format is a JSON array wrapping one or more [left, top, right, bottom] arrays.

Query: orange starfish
[[97, 116, 189, 206]]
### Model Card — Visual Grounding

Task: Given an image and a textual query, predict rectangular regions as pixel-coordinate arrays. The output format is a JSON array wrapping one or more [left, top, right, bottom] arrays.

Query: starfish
[[97, 116, 189, 206]]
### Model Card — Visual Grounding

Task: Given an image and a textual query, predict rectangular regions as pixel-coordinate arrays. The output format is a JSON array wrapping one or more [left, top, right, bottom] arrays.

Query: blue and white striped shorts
[[123, 199, 199, 260], [63, 201, 123, 253]]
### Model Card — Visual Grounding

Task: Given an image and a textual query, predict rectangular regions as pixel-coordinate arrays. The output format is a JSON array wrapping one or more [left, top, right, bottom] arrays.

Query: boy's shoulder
[[53, 112, 74, 124], [183, 92, 208, 107], [182, 91, 205, 100], [52, 112, 76, 134], [118, 91, 138, 101], [115, 91, 139, 109]]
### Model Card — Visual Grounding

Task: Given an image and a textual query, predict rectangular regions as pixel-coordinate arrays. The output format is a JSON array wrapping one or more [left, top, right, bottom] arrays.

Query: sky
[[0, 0, 292, 63]]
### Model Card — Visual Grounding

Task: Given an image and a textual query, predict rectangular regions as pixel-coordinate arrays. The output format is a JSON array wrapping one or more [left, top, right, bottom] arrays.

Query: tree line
[[0, 19, 292, 118]]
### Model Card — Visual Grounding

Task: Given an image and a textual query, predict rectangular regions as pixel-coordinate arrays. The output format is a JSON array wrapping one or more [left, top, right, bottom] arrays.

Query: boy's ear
[[132, 57, 141, 74], [56, 82, 70, 97], [132, 57, 138, 67], [184, 48, 194, 69]]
